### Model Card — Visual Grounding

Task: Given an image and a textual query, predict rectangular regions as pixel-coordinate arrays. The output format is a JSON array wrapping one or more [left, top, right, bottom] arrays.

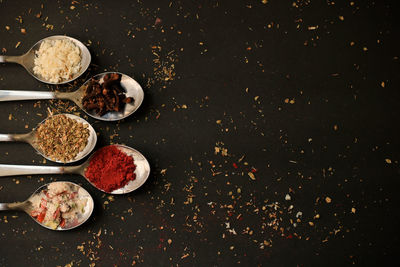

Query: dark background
[[0, 0, 399, 266]]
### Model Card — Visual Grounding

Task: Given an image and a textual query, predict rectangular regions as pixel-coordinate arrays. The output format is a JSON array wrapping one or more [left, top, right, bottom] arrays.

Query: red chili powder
[[85, 146, 136, 192]]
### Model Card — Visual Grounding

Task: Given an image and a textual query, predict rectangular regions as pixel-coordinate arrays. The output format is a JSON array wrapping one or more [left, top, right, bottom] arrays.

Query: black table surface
[[0, 0, 399, 266]]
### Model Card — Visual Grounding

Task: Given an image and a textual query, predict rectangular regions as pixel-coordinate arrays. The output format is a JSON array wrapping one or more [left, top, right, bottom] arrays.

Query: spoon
[[0, 35, 91, 84], [0, 113, 97, 164], [0, 181, 94, 231], [0, 144, 151, 194], [0, 72, 144, 121]]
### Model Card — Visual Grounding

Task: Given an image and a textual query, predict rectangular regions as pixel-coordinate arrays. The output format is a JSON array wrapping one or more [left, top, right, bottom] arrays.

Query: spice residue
[[82, 73, 134, 116], [34, 114, 90, 162], [85, 145, 136, 192]]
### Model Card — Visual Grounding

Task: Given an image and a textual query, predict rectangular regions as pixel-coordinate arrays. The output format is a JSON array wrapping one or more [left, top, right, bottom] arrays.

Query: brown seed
[[34, 115, 89, 162]]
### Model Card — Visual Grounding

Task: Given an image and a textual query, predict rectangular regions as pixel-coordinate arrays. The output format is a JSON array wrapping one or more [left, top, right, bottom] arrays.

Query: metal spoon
[[0, 181, 94, 231], [0, 35, 91, 84], [0, 144, 151, 194], [0, 113, 97, 164], [0, 72, 144, 121]]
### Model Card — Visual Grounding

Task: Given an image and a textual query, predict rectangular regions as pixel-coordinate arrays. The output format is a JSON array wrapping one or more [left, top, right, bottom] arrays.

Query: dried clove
[[82, 73, 134, 116]]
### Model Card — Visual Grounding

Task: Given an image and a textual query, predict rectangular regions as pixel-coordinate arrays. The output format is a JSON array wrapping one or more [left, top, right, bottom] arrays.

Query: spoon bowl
[[0, 181, 94, 231], [0, 113, 97, 163], [74, 72, 144, 121], [0, 35, 91, 85], [82, 144, 151, 194]]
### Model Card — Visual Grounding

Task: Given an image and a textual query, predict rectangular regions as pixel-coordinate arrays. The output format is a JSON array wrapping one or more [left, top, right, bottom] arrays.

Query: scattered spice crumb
[[248, 172, 256, 180]]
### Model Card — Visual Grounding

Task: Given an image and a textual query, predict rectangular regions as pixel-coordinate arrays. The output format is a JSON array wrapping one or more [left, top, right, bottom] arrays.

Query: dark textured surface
[[0, 0, 399, 266]]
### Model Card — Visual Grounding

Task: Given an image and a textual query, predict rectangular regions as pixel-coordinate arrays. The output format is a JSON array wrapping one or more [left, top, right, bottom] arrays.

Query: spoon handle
[[0, 133, 31, 142], [0, 90, 55, 101], [0, 203, 9, 210], [0, 134, 15, 142], [0, 202, 24, 211], [0, 55, 23, 64], [0, 164, 64, 177], [0, 203, 11, 210]]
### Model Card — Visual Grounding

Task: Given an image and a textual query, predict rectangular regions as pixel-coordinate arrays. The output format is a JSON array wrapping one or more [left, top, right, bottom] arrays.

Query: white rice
[[33, 39, 81, 83]]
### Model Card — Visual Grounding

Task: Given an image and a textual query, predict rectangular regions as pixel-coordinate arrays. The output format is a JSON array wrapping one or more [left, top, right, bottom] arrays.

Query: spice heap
[[85, 145, 136, 192], [33, 39, 82, 83], [30, 182, 88, 229], [34, 115, 90, 162], [82, 73, 134, 116]]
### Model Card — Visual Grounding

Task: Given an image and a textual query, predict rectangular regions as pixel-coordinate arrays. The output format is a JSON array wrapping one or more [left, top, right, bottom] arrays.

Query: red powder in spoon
[[85, 146, 136, 192]]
